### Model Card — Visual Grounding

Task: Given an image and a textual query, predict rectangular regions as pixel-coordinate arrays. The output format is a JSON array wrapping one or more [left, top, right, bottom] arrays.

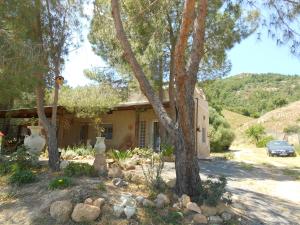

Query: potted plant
[[24, 118, 45, 155]]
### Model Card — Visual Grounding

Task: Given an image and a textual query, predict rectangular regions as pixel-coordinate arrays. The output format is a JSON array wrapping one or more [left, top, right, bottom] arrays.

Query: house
[[0, 88, 210, 158]]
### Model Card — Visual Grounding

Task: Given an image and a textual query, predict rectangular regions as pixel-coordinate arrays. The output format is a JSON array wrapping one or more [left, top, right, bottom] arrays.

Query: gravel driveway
[[158, 159, 300, 225]]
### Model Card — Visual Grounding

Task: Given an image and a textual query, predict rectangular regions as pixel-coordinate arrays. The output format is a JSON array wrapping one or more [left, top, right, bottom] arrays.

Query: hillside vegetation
[[202, 73, 300, 117]]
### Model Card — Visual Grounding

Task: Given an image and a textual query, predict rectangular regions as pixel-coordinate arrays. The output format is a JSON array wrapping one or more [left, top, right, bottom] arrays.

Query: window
[[202, 127, 206, 143], [139, 121, 146, 147], [101, 124, 113, 140]]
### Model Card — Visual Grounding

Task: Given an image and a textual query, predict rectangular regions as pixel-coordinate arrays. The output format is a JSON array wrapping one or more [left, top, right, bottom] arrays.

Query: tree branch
[[188, 0, 208, 85], [111, 0, 176, 135]]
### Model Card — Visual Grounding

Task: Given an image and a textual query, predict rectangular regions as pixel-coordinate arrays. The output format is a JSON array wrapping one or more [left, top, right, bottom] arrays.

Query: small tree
[[245, 124, 265, 144]]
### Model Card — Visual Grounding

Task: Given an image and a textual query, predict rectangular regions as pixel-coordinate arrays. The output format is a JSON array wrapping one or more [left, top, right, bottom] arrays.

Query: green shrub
[[197, 175, 231, 206], [131, 148, 153, 158], [111, 150, 133, 161], [295, 145, 300, 156], [10, 145, 39, 169], [64, 162, 97, 177], [283, 125, 300, 134], [9, 169, 36, 186], [245, 124, 265, 144], [61, 146, 95, 160], [161, 144, 174, 157], [49, 177, 72, 190], [256, 136, 274, 148], [0, 161, 12, 175], [209, 107, 235, 152]]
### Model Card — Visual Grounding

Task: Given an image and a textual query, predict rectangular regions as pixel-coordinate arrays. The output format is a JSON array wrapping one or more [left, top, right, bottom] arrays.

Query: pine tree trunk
[[47, 124, 60, 171], [174, 129, 201, 197]]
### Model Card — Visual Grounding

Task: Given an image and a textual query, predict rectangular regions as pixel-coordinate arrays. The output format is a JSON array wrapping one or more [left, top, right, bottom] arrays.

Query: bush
[[256, 136, 274, 148], [61, 146, 95, 160], [131, 148, 153, 158], [245, 124, 265, 144], [9, 169, 36, 186], [49, 177, 72, 190], [197, 175, 231, 206], [0, 160, 12, 175], [161, 144, 174, 157], [64, 162, 97, 177], [111, 150, 133, 162], [10, 145, 39, 169], [141, 154, 166, 194], [283, 125, 300, 134], [209, 107, 235, 152]]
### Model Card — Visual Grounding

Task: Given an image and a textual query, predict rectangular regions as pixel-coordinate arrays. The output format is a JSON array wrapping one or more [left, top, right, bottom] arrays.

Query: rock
[[186, 202, 202, 214], [208, 215, 223, 224], [93, 153, 108, 175], [131, 174, 144, 184], [93, 198, 105, 208], [193, 214, 208, 224], [71, 203, 100, 222], [201, 204, 217, 216], [221, 212, 232, 221], [216, 202, 228, 214], [155, 193, 170, 208], [165, 178, 176, 188], [50, 200, 73, 223], [124, 206, 136, 219], [60, 160, 69, 170], [180, 194, 191, 207], [172, 203, 181, 210], [112, 178, 128, 187], [135, 196, 144, 205], [113, 205, 124, 217], [143, 199, 155, 207], [120, 194, 135, 207], [120, 159, 136, 170], [84, 198, 93, 205], [108, 167, 124, 178]]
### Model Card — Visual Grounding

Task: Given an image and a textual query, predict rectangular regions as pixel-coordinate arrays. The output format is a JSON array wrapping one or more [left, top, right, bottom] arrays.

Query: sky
[[62, 20, 300, 87]]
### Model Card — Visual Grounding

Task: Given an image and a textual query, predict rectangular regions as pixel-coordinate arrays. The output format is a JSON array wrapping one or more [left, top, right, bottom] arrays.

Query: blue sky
[[62, 26, 300, 87]]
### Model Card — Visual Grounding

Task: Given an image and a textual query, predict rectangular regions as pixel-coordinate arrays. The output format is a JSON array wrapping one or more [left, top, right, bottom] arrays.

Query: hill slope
[[202, 73, 300, 117]]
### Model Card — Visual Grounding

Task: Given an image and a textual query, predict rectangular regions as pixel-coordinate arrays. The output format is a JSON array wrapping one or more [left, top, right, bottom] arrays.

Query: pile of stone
[[50, 197, 105, 223], [172, 194, 233, 224], [113, 194, 137, 219]]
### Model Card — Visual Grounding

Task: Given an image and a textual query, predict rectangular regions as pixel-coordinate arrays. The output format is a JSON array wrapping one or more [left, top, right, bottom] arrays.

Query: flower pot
[[94, 137, 106, 154], [24, 126, 46, 155]]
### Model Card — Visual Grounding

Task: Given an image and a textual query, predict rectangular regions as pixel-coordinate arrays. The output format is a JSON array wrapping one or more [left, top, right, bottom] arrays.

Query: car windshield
[[269, 141, 289, 146]]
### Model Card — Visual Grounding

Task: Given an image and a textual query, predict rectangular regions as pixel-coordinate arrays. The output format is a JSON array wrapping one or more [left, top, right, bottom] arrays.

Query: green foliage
[[209, 107, 235, 152], [0, 161, 12, 175], [245, 124, 266, 144], [283, 125, 300, 134], [144, 207, 183, 225], [295, 145, 300, 156], [111, 150, 133, 162], [48, 177, 72, 190], [50, 84, 122, 118], [10, 145, 39, 169], [161, 144, 174, 157], [63, 162, 97, 177], [197, 175, 231, 206], [9, 169, 36, 186], [256, 136, 274, 148], [61, 146, 95, 160], [141, 154, 166, 194], [96, 182, 107, 192], [131, 148, 153, 158], [202, 74, 300, 117]]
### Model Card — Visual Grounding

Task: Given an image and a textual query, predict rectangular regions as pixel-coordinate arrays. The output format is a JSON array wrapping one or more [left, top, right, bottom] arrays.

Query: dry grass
[[222, 109, 253, 129]]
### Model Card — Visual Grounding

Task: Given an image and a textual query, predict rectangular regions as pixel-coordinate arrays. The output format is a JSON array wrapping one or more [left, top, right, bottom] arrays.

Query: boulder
[[50, 200, 73, 223], [108, 167, 124, 178], [221, 212, 232, 221], [155, 193, 170, 208], [113, 205, 124, 217], [193, 214, 208, 224], [120, 159, 136, 170], [142, 199, 155, 207], [135, 196, 145, 205], [93, 153, 108, 175], [84, 198, 93, 205], [165, 178, 176, 188], [186, 202, 202, 214], [93, 198, 105, 208], [216, 202, 228, 214], [201, 204, 217, 216], [208, 215, 223, 224], [60, 161, 70, 170], [71, 203, 100, 222], [180, 194, 191, 207]]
